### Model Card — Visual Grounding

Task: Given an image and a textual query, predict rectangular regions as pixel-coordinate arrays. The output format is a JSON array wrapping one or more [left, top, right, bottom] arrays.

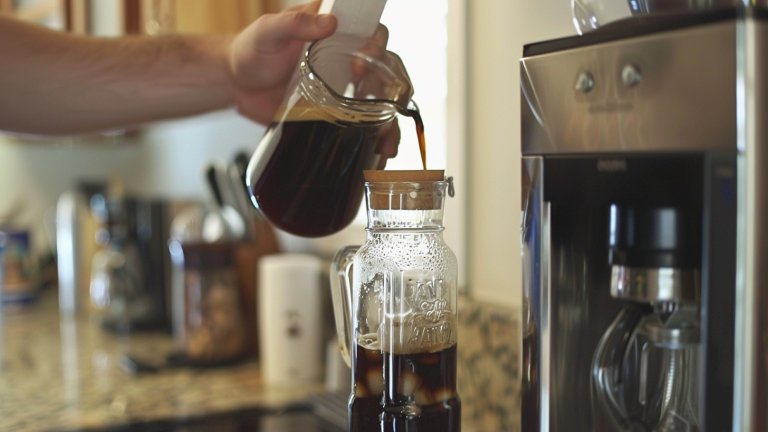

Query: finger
[[371, 24, 389, 48], [234, 87, 286, 125], [375, 119, 400, 170], [351, 25, 390, 81], [254, 8, 337, 52], [382, 118, 400, 159]]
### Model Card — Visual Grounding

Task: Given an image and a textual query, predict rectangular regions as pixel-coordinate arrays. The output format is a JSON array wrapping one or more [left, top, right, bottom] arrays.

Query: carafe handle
[[330, 246, 359, 368], [591, 304, 648, 431]]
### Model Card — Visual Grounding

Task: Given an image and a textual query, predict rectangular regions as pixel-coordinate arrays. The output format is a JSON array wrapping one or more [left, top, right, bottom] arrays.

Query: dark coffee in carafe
[[351, 342, 461, 432], [246, 33, 421, 238], [250, 105, 429, 238], [249, 109, 386, 238]]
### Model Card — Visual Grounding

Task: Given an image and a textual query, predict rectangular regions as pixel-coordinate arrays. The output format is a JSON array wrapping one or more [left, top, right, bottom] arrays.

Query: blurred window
[[379, 0, 448, 171], [354, 0, 451, 224], [281, 0, 450, 173]]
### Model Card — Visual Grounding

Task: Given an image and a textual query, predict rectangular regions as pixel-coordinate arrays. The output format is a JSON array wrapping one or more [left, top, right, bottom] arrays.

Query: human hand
[[229, 1, 338, 125], [356, 26, 401, 169], [229, 4, 399, 165], [377, 117, 401, 170]]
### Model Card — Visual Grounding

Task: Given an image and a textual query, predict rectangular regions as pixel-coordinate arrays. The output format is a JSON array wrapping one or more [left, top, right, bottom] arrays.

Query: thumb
[[254, 9, 338, 52]]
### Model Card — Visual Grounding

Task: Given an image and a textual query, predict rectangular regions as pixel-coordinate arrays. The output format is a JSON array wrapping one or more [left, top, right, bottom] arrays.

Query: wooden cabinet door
[[142, 0, 281, 35]]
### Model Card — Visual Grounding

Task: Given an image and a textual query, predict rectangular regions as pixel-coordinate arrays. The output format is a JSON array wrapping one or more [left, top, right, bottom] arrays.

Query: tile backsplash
[[458, 296, 521, 432]]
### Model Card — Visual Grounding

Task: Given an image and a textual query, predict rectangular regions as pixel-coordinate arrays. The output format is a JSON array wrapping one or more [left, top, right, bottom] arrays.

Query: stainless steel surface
[[732, 15, 749, 432], [521, 21, 737, 155], [541, 201, 551, 432], [575, 72, 594, 93], [521, 12, 768, 432], [522, 157, 627, 431], [621, 64, 642, 87], [610, 265, 700, 302], [736, 15, 768, 432]]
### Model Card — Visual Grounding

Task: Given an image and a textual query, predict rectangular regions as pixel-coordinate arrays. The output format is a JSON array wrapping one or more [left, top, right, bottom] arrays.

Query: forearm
[[0, 17, 236, 135]]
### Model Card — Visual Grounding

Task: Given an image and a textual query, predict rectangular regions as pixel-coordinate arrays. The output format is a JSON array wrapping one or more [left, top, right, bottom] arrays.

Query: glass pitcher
[[246, 34, 416, 238], [331, 177, 460, 432], [592, 303, 701, 432]]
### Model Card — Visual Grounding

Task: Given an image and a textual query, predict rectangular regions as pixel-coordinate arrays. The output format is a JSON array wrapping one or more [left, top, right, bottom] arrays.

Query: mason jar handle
[[330, 246, 359, 368]]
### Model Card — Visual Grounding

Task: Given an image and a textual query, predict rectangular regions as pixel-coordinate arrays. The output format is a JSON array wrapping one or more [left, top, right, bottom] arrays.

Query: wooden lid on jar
[[363, 170, 445, 210], [364, 170, 444, 183]]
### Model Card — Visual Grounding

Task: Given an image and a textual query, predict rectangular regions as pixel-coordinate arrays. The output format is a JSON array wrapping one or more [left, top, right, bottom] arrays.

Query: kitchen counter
[[0, 292, 323, 432], [0, 290, 523, 432]]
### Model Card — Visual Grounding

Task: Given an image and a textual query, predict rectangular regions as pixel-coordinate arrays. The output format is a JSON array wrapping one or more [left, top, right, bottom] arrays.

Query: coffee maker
[[521, 7, 768, 432]]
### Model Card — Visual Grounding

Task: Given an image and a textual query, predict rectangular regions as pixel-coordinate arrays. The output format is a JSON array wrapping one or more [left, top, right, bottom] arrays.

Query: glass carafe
[[246, 34, 416, 238], [331, 179, 460, 432], [592, 303, 700, 432]]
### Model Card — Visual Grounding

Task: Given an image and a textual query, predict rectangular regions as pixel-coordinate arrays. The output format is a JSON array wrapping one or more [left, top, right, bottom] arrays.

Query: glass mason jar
[[246, 33, 417, 238], [592, 304, 700, 432], [331, 178, 460, 432], [181, 242, 246, 363]]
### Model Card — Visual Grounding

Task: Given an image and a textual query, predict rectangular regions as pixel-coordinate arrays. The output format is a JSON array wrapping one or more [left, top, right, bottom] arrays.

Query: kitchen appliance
[[593, 206, 702, 431], [258, 253, 323, 387], [521, 7, 767, 432], [330, 171, 459, 432], [90, 197, 173, 332]]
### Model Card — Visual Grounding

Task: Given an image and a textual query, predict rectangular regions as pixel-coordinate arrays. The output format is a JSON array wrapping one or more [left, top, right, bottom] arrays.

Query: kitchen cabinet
[[0, 0, 281, 35], [143, 0, 281, 35], [1, 0, 66, 29]]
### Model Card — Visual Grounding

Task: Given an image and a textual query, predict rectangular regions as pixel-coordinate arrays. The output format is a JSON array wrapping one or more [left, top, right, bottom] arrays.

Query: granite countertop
[[0, 292, 323, 432]]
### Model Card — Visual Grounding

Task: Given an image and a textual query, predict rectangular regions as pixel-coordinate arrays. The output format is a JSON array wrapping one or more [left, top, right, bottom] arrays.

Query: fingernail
[[316, 14, 334, 28]]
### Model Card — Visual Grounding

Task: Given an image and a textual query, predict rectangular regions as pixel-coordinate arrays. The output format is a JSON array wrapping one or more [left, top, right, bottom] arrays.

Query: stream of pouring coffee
[[405, 109, 428, 170]]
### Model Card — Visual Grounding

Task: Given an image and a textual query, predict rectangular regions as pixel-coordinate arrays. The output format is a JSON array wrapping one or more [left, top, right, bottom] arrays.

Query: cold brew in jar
[[352, 336, 460, 431], [331, 172, 460, 432]]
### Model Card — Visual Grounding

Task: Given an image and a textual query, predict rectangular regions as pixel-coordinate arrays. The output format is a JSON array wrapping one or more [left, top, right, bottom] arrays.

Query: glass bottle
[[181, 242, 246, 363], [592, 305, 701, 432], [331, 178, 460, 432]]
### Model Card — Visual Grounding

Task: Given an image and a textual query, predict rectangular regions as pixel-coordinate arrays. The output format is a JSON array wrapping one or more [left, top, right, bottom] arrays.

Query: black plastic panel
[[700, 153, 737, 431]]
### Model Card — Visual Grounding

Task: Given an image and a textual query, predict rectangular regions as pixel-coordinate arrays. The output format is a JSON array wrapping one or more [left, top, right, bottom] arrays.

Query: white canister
[[258, 253, 323, 386]]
